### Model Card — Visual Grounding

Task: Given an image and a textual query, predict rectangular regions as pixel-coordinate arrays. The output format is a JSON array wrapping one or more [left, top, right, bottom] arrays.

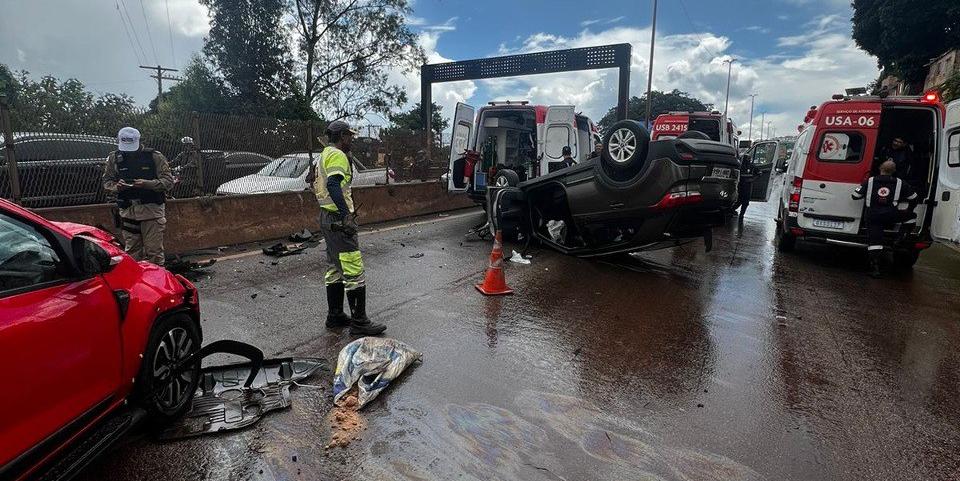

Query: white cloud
[[580, 19, 601, 27], [407, 13, 877, 141], [148, 0, 210, 37], [744, 25, 770, 34]]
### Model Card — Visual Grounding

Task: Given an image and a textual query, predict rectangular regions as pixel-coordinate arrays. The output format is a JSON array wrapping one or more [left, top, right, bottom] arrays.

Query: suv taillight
[[788, 177, 803, 212], [655, 190, 703, 210]]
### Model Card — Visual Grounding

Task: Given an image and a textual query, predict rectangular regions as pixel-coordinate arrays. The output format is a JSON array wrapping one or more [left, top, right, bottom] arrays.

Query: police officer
[[315, 120, 386, 335], [172, 136, 203, 197], [102, 127, 173, 265], [560, 146, 576, 168], [852, 160, 919, 278]]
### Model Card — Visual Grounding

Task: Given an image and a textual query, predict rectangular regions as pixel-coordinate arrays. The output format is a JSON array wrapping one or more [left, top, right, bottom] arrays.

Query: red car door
[[0, 210, 122, 471]]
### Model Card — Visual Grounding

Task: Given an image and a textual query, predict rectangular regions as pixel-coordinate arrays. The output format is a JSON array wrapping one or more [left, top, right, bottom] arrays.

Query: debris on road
[[160, 340, 328, 440], [509, 250, 531, 265], [262, 242, 308, 257], [332, 337, 422, 410], [165, 255, 217, 275], [289, 228, 318, 242], [409, 252, 425, 258], [325, 389, 366, 450]]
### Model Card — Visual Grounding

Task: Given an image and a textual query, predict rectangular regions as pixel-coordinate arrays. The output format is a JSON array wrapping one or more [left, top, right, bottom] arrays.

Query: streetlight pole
[[644, 0, 658, 129], [722, 58, 736, 119], [759, 112, 765, 140], [746, 93, 757, 143]]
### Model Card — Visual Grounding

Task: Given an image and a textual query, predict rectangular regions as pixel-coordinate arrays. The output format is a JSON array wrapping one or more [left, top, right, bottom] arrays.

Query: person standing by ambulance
[[102, 127, 173, 265], [315, 120, 386, 335], [852, 160, 919, 278]]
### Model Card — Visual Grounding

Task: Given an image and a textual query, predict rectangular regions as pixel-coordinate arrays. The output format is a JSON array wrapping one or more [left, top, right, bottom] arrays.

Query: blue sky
[[0, 0, 877, 140]]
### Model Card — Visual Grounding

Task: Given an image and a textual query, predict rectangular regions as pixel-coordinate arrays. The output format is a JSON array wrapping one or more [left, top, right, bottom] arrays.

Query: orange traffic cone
[[475, 230, 514, 296]]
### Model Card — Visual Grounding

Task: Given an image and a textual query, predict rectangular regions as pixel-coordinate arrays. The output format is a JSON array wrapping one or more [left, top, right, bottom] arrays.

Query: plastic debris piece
[[332, 337, 422, 410], [409, 253, 425, 258], [509, 250, 531, 265]]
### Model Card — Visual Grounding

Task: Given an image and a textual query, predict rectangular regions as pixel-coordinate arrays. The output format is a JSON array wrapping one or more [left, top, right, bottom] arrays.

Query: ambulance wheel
[[776, 213, 796, 252], [892, 249, 920, 270]]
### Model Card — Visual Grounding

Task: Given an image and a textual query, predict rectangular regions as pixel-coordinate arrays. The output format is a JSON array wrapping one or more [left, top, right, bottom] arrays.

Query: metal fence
[[0, 100, 452, 208]]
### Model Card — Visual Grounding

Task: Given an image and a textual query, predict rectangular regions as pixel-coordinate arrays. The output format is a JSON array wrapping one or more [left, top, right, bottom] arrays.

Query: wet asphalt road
[[79, 196, 960, 481]]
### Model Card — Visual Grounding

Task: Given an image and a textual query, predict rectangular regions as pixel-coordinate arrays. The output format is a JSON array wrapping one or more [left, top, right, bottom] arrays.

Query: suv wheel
[[602, 120, 650, 173], [135, 313, 201, 421]]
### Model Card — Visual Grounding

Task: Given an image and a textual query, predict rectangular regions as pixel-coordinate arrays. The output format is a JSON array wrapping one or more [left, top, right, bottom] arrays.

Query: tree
[[289, 0, 424, 121], [942, 71, 960, 103], [853, 0, 960, 84], [597, 90, 713, 132], [387, 102, 447, 135], [200, 0, 294, 116], [2, 68, 139, 135], [162, 56, 233, 114]]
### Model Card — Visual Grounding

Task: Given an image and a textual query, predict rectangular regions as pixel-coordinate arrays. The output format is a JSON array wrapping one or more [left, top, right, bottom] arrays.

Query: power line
[[676, 0, 721, 60], [165, 0, 176, 66], [138, 0, 160, 64], [115, 1, 143, 64], [118, 0, 148, 62]]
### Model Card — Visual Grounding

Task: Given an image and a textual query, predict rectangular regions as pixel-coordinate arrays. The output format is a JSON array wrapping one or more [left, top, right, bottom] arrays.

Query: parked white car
[[215, 152, 386, 195]]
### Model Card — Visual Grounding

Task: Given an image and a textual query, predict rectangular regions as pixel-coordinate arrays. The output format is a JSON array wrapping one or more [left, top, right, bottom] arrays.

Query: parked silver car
[[215, 152, 386, 195]]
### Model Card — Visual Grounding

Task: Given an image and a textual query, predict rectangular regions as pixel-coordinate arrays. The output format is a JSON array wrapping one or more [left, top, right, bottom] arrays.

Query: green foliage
[[597, 90, 713, 132], [942, 71, 960, 103], [386, 102, 448, 136], [290, 0, 425, 120], [162, 56, 233, 114], [199, 0, 294, 116], [1, 66, 141, 136], [852, 0, 960, 83]]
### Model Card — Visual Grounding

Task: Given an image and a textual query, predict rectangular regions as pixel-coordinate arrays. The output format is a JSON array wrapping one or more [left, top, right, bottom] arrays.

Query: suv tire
[[602, 120, 650, 173], [134, 313, 201, 422]]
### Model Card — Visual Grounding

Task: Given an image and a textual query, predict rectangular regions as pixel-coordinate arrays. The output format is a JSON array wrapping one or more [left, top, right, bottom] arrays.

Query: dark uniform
[[102, 128, 173, 265], [851, 174, 918, 252]]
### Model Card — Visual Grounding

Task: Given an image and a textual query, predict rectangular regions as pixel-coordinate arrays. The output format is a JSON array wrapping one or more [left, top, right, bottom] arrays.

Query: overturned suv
[[489, 121, 739, 256]]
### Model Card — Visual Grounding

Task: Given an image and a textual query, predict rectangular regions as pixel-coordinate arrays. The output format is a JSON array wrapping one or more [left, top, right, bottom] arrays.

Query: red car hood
[[50, 221, 117, 243]]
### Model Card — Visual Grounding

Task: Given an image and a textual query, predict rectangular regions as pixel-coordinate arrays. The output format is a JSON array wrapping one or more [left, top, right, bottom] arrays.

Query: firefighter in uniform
[[315, 120, 387, 335], [852, 160, 918, 278], [102, 127, 174, 265]]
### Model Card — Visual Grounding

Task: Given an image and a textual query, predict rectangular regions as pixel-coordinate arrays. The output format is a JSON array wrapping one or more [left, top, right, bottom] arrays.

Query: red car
[[0, 199, 202, 480]]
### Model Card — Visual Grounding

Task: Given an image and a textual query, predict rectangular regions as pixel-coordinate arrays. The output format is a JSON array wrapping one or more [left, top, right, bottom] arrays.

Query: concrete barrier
[[34, 182, 475, 254]]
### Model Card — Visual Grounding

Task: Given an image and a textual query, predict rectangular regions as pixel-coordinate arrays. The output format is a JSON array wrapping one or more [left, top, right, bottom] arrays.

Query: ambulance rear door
[[796, 102, 880, 235], [540, 105, 577, 176], [932, 99, 960, 244], [447, 102, 475, 193]]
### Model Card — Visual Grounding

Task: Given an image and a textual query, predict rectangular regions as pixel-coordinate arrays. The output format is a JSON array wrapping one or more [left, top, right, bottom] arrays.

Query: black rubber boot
[[868, 251, 883, 279], [325, 283, 351, 328], [347, 286, 386, 336]]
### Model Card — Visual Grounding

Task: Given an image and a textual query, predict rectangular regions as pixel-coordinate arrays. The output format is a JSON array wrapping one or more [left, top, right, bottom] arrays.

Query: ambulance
[[772, 92, 960, 268], [651, 111, 740, 148], [446, 101, 601, 204]]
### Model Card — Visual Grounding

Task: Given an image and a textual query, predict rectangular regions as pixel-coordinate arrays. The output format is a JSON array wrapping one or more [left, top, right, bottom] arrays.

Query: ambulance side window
[[949, 133, 959, 167], [817, 132, 865, 163]]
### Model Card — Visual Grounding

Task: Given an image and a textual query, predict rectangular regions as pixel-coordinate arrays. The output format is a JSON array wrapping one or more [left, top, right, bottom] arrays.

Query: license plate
[[474, 172, 487, 188], [812, 219, 845, 230], [711, 167, 732, 178]]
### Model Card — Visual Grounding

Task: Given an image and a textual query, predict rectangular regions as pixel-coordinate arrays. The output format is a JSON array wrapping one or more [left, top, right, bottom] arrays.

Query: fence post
[[0, 95, 21, 204], [191, 111, 205, 195]]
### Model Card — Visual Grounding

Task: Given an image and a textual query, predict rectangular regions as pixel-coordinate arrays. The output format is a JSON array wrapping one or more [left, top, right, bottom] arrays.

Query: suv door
[[448, 103, 476, 193], [0, 212, 122, 473], [750, 141, 777, 201], [932, 99, 960, 243]]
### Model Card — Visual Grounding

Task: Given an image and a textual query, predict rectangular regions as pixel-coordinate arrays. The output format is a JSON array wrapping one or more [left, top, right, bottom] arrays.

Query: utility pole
[[722, 58, 736, 119], [759, 112, 765, 140], [746, 94, 757, 143], [139, 65, 181, 106], [766, 121, 773, 140], [644, 0, 658, 129]]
